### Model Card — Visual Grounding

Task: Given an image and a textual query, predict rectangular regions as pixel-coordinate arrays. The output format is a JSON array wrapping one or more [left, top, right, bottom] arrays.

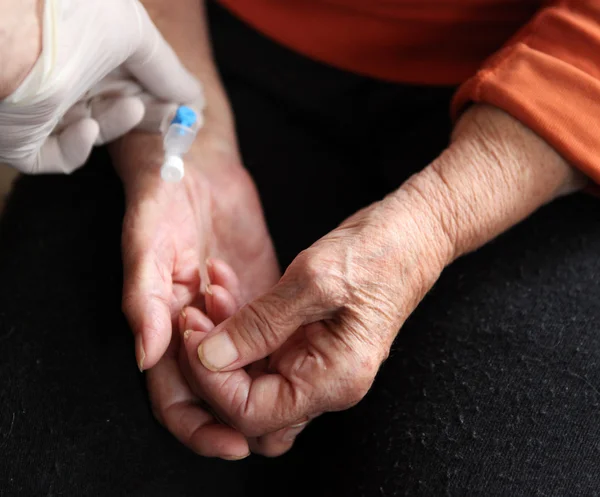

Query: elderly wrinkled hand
[[178, 191, 446, 456], [176, 105, 585, 458], [113, 114, 280, 459]]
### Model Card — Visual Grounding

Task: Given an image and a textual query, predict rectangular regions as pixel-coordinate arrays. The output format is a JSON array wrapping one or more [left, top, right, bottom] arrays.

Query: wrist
[[112, 0, 246, 196], [0, 0, 43, 99], [111, 118, 244, 204], [395, 105, 585, 266]]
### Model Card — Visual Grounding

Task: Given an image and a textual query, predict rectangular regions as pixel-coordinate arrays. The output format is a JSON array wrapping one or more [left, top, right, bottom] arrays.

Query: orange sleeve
[[452, 1, 600, 183]]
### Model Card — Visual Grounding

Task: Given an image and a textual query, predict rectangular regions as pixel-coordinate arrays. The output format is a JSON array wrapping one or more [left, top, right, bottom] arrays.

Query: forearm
[[112, 0, 238, 187], [395, 105, 586, 269], [0, 0, 42, 99]]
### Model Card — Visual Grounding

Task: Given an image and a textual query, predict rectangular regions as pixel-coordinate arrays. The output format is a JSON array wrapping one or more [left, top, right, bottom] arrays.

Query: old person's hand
[[178, 105, 586, 457], [112, 113, 279, 458], [179, 189, 446, 457]]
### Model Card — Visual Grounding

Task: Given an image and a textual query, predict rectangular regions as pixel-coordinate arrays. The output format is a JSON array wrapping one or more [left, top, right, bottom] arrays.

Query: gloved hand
[[0, 0, 203, 174]]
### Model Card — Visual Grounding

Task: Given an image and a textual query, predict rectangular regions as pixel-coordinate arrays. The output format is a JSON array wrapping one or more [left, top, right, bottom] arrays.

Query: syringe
[[160, 105, 201, 182]]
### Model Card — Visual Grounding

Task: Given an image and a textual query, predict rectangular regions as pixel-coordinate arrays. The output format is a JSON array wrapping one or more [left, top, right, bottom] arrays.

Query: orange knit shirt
[[218, 0, 600, 183]]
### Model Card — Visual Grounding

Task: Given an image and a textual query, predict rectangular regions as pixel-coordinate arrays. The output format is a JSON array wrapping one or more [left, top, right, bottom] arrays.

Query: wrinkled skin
[[116, 104, 582, 459], [175, 105, 584, 458], [178, 189, 448, 456], [113, 127, 279, 459]]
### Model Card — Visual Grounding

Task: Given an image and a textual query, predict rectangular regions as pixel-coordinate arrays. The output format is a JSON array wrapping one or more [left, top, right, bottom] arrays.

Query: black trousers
[[1, 3, 600, 496]]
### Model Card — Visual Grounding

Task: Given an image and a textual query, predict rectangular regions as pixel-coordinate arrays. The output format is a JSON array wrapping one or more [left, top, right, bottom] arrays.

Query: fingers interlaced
[[196, 277, 312, 374], [178, 275, 322, 438], [177, 259, 369, 455], [181, 323, 306, 437], [182, 291, 312, 457]]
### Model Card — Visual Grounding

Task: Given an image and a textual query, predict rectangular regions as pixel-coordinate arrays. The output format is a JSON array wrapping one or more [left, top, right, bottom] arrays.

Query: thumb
[[197, 280, 311, 372], [122, 254, 173, 371], [125, 2, 202, 105]]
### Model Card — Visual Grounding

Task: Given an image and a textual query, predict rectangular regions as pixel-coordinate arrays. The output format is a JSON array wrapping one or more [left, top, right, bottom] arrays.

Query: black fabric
[[1, 2, 600, 496]]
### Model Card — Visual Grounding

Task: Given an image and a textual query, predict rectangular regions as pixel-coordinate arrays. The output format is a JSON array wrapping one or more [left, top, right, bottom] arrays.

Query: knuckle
[[229, 409, 265, 438], [227, 381, 298, 438], [291, 250, 346, 309], [345, 377, 372, 407], [293, 250, 322, 282], [236, 420, 262, 438], [361, 354, 381, 387], [338, 352, 379, 408]]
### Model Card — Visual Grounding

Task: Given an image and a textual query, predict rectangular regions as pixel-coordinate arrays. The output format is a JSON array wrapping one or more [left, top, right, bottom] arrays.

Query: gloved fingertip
[[77, 118, 101, 146], [93, 96, 145, 145]]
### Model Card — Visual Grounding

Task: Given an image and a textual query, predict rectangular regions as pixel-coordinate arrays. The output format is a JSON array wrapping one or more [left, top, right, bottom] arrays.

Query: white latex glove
[[0, 0, 203, 174]]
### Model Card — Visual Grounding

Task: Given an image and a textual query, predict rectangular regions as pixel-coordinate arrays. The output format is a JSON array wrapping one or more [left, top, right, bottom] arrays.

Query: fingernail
[[205, 258, 213, 268], [205, 284, 213, 296], [136, 334, 145, 372], [180, 308, 187, 319], [183, 330, 193, 342], [198, 332, 238, 371], [290, 417, 310, 428], [222, 452, 250, 461], [282, 423, 308, 442], [181, 309, 213, 334]]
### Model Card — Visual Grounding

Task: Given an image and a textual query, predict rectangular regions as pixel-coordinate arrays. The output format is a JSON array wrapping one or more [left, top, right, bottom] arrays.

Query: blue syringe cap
[[171, 106, 198, 128]]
